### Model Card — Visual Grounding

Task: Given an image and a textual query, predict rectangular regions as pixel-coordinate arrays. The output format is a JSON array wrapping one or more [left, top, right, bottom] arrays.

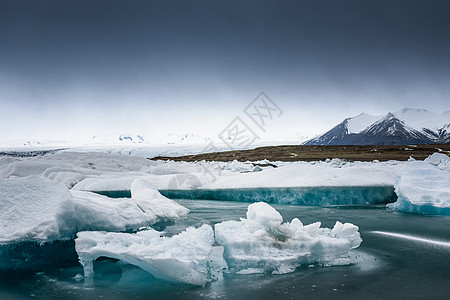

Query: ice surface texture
[[0, 177, 74, 243], [75, 224, 214, 286], [388, 153, 450, 215], [0, 177, 188, 244], [215, 202, 362, 274]]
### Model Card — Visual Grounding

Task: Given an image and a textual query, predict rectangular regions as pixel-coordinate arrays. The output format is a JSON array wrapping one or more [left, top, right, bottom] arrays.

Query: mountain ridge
[[304, 108, 450, 145]]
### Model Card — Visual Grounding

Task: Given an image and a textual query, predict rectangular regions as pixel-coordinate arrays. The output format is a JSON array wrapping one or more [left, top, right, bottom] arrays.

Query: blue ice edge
[[387, 198, 450, 215], [94, 186, 397, 206]]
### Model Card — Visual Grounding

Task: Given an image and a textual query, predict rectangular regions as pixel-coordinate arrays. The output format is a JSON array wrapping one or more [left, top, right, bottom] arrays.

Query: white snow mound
[[75, 224, 214, 286], [424, 152, 450, 171], [214, 202, 362, 274], [130, 179, 189, 220]]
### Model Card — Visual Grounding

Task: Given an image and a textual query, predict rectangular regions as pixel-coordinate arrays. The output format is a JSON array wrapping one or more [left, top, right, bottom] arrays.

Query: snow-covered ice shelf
[[0, 151, 402, 192]]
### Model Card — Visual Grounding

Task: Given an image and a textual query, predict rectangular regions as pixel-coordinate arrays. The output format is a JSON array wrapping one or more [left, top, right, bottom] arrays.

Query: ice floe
[[215, 202, 362, 274], [75, 224, 214, 286]]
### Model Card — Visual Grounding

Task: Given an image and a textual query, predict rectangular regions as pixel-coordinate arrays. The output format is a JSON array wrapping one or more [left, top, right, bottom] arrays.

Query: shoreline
[[150, 144, 450, 162]]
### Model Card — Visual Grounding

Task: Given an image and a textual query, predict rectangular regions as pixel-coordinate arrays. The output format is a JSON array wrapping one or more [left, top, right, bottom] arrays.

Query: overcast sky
[[1, 0, 449, 144]]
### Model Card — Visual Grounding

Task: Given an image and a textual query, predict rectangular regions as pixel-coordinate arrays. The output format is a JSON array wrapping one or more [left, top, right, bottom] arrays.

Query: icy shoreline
[[0, 151, 402, 191]]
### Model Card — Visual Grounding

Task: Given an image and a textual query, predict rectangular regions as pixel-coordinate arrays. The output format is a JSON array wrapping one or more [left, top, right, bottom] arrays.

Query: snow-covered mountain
[[91, 133, 148, 144], [304, 108, 450, 145], [118, 134, 145, 143]]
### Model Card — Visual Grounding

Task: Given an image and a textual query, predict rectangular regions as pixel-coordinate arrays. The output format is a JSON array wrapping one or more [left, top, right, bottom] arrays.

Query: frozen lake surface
[[1, 199, 449, 299]]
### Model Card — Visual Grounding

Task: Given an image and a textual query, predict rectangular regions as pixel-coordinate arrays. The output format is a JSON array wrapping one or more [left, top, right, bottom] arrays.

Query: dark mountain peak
[[341, 118, 350, 127], [362, 114, 408, 135], [385, 112, 396, 118], [369, 113, 404, 128]]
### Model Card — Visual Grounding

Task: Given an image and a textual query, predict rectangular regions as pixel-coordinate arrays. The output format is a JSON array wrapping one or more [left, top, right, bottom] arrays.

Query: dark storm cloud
[[0, 0, 449, 141], [2, 0, 449, 86]]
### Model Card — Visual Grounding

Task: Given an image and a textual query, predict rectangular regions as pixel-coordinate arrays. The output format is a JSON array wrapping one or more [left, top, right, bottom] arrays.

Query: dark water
[[1, 200, 450, 299]]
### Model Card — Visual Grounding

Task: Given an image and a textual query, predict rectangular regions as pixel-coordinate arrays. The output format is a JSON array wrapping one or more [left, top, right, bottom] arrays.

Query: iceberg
[[0, 177, 78, 270], [75, 224, 214, 286], [215, 202, 362, 274], [387, 154, 450, 215], [0, 177, 188, 244], [70, 179, 189, 233], [0, 177, 189, 270]]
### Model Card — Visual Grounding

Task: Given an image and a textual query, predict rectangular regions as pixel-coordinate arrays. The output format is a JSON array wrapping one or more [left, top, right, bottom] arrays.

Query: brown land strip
[[150, 144, 450, 162]]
